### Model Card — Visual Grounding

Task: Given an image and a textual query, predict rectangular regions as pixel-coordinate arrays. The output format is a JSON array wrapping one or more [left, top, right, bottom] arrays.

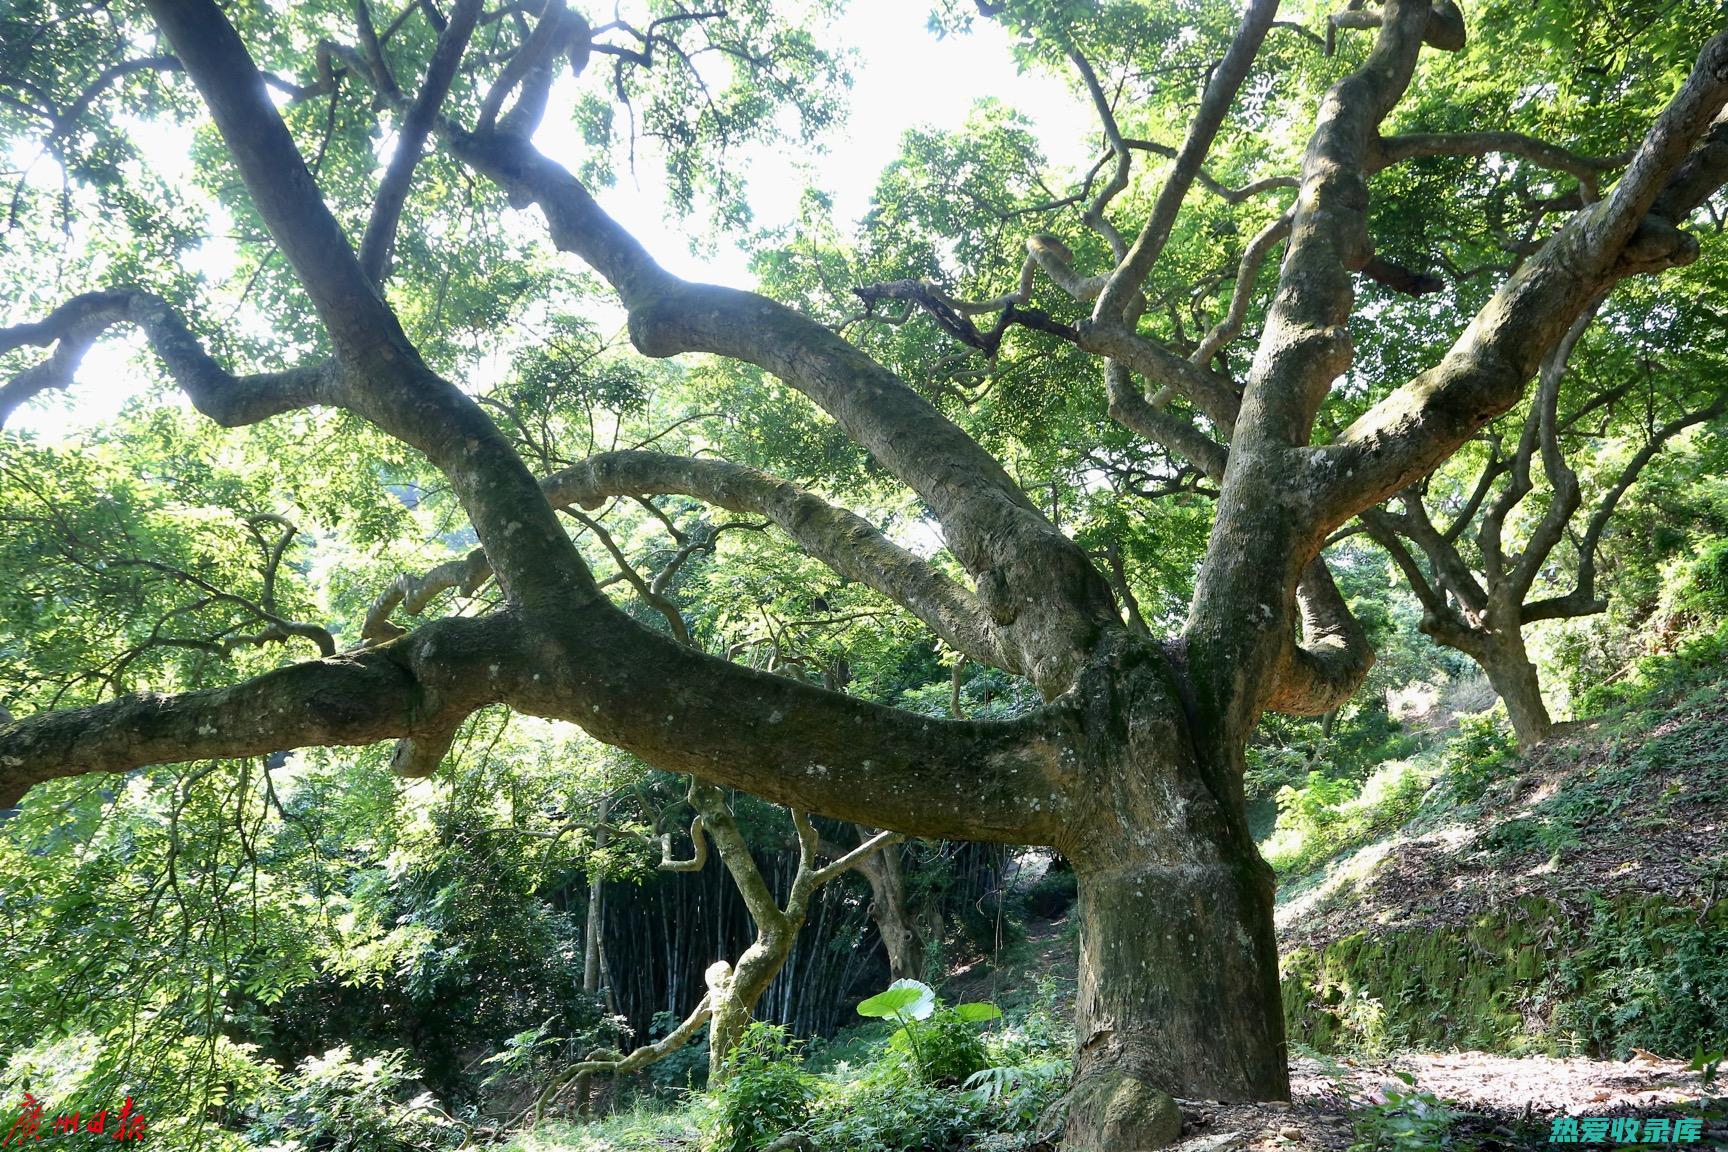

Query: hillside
[[1277, 675, 1728, 1062], [941, 671, 1728, 1150]]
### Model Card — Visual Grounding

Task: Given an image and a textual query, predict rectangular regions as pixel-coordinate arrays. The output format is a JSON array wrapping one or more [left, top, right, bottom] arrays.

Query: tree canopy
[[2, 0, 1726, 1149]]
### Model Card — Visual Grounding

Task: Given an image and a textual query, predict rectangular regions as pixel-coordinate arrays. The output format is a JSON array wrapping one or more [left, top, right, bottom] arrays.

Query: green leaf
[[856, 978, 936, 1021], [951, 1002, 1002, 1023]]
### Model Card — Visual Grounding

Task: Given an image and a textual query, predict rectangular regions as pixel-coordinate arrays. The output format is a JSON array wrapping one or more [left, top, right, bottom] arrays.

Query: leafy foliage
[[702, 1023, 818, 1152], [246, 1046, 463, 1152]]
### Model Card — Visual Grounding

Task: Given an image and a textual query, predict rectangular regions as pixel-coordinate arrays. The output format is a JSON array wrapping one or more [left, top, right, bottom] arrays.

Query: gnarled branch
[[0, 613, 522, 808], [1318, 30, 1728, 526], [1265, 556, 1375, 716], [1, 290, 330, 430]]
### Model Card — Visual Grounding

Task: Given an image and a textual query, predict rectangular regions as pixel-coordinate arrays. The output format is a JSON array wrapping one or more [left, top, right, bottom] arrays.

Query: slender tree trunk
[[706, 935, 787, 1082], [575, 795, 611, 1115], [583, 795, 611, 995], [1479, 636, 1552, 749], [854, 836, 924, 982]]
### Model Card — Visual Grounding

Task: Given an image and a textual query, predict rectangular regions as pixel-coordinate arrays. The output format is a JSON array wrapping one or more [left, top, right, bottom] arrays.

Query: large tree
[[3, 1, 1726, 1148]]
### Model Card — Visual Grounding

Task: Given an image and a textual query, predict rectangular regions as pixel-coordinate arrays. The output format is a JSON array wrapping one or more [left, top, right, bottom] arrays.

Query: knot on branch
[[976, 567, 1019, 626], [1325, 0, 1465, 56], [1614, 215, 1701, 276], [1424, 0, 1466, 51], [390, 728, 457, 778], [704, 959, 734, 997]]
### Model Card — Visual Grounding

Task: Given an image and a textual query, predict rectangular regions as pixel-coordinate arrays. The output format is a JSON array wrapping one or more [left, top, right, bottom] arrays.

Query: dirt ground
[[1173, 1052, 1725, 1150]]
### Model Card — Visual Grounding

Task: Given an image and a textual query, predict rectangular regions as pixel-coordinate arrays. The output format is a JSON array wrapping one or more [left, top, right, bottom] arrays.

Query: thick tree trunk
[[1067, 854, 1286, 1149], [1059, 649, 1290, 1151], [1479, 637, 1552, 749], [1420, 605, 1554, 751]]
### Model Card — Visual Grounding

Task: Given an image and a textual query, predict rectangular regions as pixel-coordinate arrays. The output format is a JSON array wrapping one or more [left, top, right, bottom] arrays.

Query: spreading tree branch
[[1092, 0, 1282, 320], [1, 290, 330, 430], [360, 450, 1008, 671], [1319, 31, 1728, 525], [358, 0, 482, 284]]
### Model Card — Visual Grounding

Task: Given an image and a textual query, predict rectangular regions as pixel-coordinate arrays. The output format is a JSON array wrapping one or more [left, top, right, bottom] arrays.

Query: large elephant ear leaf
[[952, 1002, 1002, 1023], [857, 978, 936, 1021]]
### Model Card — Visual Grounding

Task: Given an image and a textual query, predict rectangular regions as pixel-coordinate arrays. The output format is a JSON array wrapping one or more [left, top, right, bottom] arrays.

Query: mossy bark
[[1067, 856, 1288, 1149], [1061, 649, 1292, 1150]]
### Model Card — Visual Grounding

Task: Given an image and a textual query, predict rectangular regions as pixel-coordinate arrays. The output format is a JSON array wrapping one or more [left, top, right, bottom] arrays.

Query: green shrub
[[1348, 1072, 1458, 1151], [1262, 759, 1429, 877], [812, 1080, 973, 1152], [1435, 711, 1518, 804], [703, 1024, 818, 1152], [1578, 623, 1728, 715], [1017, 862, 1077, 919], [965, 1058, 1068, 1133], [854, 980, 1000, 1087], [1681, 538, 1728, 619], [886, 1009, 990, 1086], [246, 1045, 464, 1152]]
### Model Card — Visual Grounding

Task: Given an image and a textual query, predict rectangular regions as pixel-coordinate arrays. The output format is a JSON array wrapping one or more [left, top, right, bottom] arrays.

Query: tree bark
[[1068, 856, 1284, 1149], [1058, 644, 1290, 1151], [1478, 634, 1553, 748], [853, 837, 925, 983]]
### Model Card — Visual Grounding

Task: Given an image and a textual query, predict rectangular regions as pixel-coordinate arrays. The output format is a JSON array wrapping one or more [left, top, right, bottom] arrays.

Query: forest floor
[[1172, 1051, 1723, 1150]]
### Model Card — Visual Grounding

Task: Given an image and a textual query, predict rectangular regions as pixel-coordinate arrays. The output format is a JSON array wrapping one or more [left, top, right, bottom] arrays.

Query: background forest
[[1, 0, 1727, 1150]]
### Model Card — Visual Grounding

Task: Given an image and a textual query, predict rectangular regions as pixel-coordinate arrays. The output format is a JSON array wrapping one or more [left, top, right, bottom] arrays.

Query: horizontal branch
[[536, 991, 714, 1117], [1120, 138, 1299, 204], [0, 613, 521, 808], [4, 593, 1079, 843], [1, 290, 331, 430], [1372, 131, 1633, 195]]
